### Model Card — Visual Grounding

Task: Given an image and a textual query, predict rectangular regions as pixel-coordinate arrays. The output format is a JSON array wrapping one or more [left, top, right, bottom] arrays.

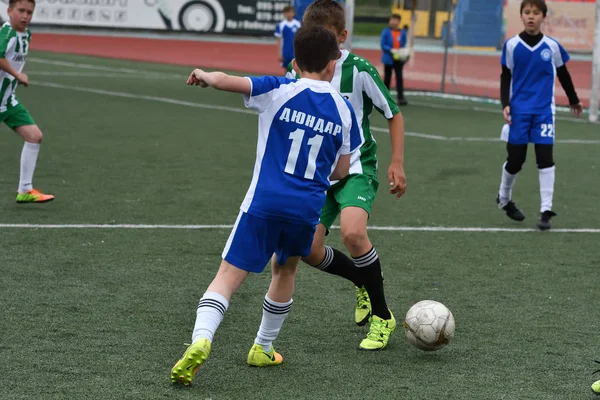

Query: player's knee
[[24, 128, 43, 144], [505, 144, 527, 174], [535, 145, 554, 169], [340, 227, 369, 254]]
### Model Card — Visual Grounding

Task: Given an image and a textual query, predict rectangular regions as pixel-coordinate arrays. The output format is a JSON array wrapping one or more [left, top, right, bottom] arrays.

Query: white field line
[[31, 80, 600, 145], [0, 223, 598, 233], [30, 56, 597, 125]]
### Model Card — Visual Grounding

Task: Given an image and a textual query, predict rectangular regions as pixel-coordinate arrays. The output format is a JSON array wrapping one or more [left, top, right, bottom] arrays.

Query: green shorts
[[319, 173, 380, 229], [1, 103, 36, 129]]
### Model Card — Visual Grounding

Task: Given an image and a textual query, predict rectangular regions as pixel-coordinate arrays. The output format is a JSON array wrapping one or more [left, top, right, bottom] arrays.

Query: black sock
[[313, 246, 363, 287], [353, 247, 391, 320]]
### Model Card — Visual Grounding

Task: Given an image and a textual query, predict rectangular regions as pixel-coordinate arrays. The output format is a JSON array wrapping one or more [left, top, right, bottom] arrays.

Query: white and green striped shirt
[[0, 22, 30, 113], [288, 50, 400, 177]]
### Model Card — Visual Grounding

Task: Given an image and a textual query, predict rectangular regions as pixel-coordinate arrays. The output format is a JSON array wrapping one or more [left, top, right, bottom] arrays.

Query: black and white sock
[[192, 292, 229, 343], [254, 295, 293, 352], [314, 246, 363, 287], [353, 247, 391, 320]]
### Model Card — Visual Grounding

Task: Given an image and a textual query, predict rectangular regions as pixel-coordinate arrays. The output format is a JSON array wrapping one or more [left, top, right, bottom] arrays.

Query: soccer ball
[[403, 300, 455, 351]]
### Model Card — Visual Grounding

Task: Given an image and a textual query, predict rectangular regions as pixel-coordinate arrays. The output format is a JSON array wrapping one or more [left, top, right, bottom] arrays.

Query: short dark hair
[[283, 5, 294, 13], [294, 25, 339, 73], [391, 13, 402, 20], [9, 0, 35, 7], [520, 0, 547, 17], [303, 0, 345, 34]]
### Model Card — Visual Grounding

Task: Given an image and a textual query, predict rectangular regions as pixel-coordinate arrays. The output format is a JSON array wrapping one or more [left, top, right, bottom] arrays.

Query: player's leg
[[339, 206, 396, 350], [301, 188, 367, 325], [249, 221, 313, 367], [248, 254, 300, 367], [497, 115, 529, 221], [394, 61, 407, 105], [171, 212, 270, 385], [8, 105, 54, 203], [532, 113, 557, 230], [383, 64, 393, 90]]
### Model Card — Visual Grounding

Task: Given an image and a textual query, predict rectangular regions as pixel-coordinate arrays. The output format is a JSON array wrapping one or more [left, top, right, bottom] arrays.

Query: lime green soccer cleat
[[355, 286, 371, 326], [592, 360, 600, 395], [170, 339, 211, 386], [359, 311, 396, 351], [247, 344, 283, 367]]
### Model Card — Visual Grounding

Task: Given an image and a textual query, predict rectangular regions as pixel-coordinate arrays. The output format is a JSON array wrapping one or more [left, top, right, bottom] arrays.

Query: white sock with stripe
[[18, 142, 40, 194], [539, 166, 555, 212], [254, 295, 293, 352], [192, 292, 229, 344], [498, 162, 518, 207]]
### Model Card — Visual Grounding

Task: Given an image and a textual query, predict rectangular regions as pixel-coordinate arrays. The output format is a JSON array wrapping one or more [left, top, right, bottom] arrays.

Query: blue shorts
[[509, 113, 555, 145], [222, 211, 316, 273]]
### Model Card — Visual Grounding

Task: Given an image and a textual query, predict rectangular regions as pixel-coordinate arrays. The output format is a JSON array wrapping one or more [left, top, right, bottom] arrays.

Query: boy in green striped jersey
[[251, 0, 407, 353], [1, 0, 54, 203]]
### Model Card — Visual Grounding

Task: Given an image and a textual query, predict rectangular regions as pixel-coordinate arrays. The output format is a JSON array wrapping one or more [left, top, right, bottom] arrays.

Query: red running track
[[31, 33, 592, 107]]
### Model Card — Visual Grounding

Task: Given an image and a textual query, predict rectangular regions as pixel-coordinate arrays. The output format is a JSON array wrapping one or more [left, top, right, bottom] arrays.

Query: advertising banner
[[504, 0, 597, 52], [0, 0, 292, 36]]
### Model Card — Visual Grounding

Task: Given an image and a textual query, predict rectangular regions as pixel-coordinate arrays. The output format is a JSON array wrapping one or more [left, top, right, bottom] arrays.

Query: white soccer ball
[[403, 300, 455, 351]]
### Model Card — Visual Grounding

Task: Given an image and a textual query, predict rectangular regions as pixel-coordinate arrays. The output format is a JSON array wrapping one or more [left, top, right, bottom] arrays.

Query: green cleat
[[359, 311, 396, 351], [355, 286, 371, 326], [592, 360, 600, 395], [170, 339, 211, 386], [16, 189, 54, 203], [247, 344, 283, 367]]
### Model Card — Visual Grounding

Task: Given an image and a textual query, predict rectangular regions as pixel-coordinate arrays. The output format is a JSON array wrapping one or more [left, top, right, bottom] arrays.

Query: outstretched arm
[[187, 69, 251, 95]]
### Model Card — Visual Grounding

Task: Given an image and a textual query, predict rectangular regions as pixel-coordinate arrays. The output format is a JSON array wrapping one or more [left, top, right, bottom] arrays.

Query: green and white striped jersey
[[287, 50, 401, 177], [0, 22, 30, 113]]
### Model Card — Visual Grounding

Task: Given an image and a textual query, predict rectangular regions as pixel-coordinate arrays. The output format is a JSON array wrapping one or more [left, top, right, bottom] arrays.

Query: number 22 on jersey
[[284, 129, 324, 180]]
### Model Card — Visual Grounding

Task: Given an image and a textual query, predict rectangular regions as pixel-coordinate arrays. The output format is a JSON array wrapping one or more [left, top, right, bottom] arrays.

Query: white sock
[[498, 162, 518, 206], [539, 166, 555, 212], [18, 142, 40, 194], [192, 292, 229, 344], [254, 295, 293, 352]]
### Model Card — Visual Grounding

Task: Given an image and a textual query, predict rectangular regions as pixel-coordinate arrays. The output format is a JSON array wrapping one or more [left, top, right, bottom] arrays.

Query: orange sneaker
[[16, 189, 55, 203]]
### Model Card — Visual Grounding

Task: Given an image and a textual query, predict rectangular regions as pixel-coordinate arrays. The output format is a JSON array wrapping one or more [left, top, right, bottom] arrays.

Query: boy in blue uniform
[[171, 25, 362, 386], [497, 0, 582, 230], [275, 6, 301, 70]]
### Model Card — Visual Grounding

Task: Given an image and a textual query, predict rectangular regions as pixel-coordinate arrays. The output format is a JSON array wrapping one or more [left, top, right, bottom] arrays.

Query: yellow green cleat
[[359, 310, 396, 351], [355, 286, 371, 326], [247, 344, 283, 367], [170, 338, 211, 386], [16, 189, 54, 203], [592, 360, 600, 395]]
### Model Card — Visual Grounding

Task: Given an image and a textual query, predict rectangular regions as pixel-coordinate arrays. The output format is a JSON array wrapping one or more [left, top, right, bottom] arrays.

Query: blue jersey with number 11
[[241, 76, 362, 225]]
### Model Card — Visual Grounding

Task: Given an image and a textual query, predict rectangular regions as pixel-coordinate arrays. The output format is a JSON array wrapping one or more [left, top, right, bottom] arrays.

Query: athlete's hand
[[571, 103, 583, 118], [16, 72, 28, 87], [503, 106, 511, 124], [388, 161, 407, 199], [187, 69, 208, 87]]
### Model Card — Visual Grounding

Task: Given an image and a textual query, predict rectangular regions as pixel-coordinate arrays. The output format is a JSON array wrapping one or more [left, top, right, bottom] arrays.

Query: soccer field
[[1, 51, 599, 400]]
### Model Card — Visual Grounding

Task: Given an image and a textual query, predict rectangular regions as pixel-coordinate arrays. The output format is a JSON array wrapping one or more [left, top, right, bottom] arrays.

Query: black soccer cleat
[[496, 195, 525, 222], [536, 210, 557, 231]]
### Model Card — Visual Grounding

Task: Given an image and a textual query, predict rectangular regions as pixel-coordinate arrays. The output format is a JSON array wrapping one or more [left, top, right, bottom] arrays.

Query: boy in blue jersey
[[171, 25, 362, 386], [275, 6, 301, 70], [497, 0, 582, 231]]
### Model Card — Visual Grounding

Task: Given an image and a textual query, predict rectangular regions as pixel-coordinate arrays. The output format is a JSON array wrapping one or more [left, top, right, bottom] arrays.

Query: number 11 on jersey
[[285, 129, 324, 180]]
